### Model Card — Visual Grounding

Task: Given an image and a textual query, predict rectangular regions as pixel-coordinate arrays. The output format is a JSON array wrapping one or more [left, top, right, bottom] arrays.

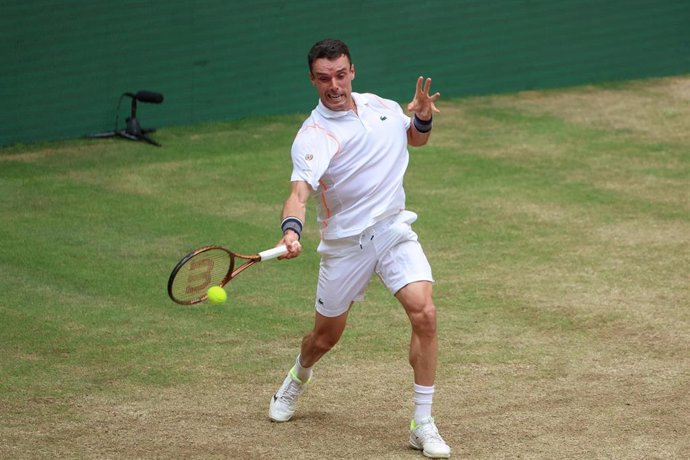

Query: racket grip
[[259, 245, 288, 261]]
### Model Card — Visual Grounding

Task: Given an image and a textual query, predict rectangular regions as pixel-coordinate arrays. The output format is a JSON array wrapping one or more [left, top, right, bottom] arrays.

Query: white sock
[[413, 383, 434, 423], [293, 354, 312, 383]]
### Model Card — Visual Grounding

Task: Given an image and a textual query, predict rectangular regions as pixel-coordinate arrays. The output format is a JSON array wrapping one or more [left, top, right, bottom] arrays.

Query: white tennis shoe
[[409, 417, 451, 458], [268, 367, 310, 422]]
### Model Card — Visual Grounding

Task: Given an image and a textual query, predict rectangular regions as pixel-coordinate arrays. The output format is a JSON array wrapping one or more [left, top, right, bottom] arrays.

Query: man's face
[[310, 54, 355, 112]]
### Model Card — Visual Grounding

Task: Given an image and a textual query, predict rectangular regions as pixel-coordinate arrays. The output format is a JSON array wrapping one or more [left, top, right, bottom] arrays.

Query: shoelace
[[279, 379, 303, 404], [416, 421, 445, 444]]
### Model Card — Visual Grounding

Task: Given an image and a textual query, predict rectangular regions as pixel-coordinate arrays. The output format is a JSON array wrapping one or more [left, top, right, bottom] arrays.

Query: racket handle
[[259, 245, 287, 261]]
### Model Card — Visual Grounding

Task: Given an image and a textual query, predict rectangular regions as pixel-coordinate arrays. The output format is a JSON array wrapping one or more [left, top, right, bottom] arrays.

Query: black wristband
[[281, 217, 303, 240], [413, 114, 433, 133]]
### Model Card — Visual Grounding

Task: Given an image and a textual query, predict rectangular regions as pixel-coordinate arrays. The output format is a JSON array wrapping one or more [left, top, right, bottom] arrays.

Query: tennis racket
[[167, 244, 287, 305]]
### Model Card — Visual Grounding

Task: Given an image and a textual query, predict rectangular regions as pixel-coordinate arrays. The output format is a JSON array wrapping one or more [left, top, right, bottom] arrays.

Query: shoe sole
[[409, 437, 451, 459], [268, 397, 294, 422]]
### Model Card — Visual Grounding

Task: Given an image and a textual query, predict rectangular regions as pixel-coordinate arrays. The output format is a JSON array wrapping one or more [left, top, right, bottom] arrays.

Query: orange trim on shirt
[[319, 178, 331, 220], [296, 122, 340, 239], [298, 123, 342, 157]]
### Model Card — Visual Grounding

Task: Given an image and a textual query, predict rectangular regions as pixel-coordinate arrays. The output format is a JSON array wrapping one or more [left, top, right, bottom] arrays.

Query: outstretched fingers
[[407, 76, 441, 117]]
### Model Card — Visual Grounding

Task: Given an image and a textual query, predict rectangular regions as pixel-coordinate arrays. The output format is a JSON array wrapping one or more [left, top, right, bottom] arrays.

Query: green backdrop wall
[[1, 0, 688, 146]]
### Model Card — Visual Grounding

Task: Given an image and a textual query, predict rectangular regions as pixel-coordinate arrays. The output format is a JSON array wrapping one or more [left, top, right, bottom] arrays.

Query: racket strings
[[170, 248, 233, 303]]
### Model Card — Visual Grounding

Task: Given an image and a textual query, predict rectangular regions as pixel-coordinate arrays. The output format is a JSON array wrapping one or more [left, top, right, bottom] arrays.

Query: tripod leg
[[86, 131, 118, 139], [139, 134, 161, 147], [117, 131, 141, 142]]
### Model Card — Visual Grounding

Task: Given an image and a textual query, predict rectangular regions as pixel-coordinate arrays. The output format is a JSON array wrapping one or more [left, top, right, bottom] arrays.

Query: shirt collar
[[316, 92, 369, 119]]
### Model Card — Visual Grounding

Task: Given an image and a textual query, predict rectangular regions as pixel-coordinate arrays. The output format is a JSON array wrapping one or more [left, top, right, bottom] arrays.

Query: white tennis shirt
[[290, 92, 412, 240]]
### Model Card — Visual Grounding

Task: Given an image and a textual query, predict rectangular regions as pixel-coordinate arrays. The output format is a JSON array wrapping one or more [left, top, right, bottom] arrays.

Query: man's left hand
[[407, 76, 440, 120]]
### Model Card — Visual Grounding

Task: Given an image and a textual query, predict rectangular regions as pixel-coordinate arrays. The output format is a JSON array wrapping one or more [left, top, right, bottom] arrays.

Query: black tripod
[[88, 91, 164, 147]]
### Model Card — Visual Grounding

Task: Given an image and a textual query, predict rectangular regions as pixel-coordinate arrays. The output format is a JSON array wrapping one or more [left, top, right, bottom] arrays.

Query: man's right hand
[[279, 231, 302, 259]]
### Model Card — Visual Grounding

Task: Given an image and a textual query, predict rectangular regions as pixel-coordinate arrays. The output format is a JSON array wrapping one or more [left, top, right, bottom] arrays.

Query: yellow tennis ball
[[207, 286, 227, 305]]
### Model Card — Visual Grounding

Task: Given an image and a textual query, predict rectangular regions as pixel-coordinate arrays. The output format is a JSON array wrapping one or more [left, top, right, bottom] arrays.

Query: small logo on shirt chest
[[379, 116, 387, 121]]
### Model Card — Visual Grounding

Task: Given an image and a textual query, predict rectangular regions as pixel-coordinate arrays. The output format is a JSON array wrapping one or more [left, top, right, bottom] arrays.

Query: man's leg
[[299, 308, 350, 367], [269, 308, 350, 422], [396, 281, 450, 458], [396, 281, 437, 386]]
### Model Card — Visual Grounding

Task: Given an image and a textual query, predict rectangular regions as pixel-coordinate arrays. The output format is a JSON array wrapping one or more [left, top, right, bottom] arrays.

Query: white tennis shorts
[[314, 210, 434, 317]]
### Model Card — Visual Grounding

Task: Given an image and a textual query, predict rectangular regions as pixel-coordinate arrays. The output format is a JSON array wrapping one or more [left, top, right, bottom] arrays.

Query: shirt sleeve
[[290, 124, 339, 190]]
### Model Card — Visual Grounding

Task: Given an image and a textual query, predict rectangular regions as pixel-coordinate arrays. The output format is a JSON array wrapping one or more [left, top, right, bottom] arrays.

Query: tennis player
[[270, 38, 450, 458]]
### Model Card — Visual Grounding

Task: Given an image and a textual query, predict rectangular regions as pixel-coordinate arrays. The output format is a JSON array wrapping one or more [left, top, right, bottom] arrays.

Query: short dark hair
[[308, 39, 351, 72]]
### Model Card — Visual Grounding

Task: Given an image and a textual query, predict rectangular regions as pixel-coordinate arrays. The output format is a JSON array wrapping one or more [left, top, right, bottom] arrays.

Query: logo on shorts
[[379, 116, 387, 121], [305, 153, 314, 161], [318, 298, 324, 306]]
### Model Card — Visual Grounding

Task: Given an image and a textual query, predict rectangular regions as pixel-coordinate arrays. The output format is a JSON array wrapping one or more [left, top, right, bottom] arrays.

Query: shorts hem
[[315, 304, 352, 318], [388, 275, 435, 296]]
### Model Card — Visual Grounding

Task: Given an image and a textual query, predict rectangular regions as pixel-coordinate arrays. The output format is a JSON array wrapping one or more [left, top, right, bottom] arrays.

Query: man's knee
[[304, 314, 347, 355], [410, 301, 438, 337], [397, 282, 438, 337], [305, 330, 340, 354]]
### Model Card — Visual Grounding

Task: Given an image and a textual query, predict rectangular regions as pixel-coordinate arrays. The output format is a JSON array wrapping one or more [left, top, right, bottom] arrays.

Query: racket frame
[[167, 244, 286, 305]]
